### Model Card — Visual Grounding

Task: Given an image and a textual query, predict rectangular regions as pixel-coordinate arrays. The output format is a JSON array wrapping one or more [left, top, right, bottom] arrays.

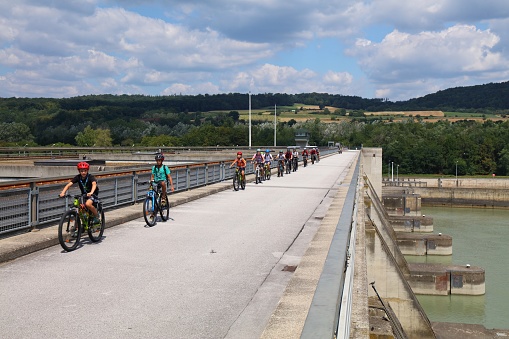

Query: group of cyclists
[[229, 146, 320, 184]]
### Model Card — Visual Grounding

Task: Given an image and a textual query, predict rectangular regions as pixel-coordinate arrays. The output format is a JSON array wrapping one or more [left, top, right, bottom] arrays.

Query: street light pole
[[391, 161, 394, 182], [397, 164, 399, 183], [249, 92, 252, 149]]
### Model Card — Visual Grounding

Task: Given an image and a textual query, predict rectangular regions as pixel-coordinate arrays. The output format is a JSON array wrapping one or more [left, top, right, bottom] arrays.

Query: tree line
[[2, 81, 509, 175]]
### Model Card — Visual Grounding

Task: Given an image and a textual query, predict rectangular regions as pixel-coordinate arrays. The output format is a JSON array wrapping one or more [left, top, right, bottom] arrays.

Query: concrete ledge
[[389, 215, 433, 233], [408, 263, 485, 296], [396, 232, 452, 256]]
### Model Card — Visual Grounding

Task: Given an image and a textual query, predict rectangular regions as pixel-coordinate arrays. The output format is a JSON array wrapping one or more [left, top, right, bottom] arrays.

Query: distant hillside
[[394, 81, 509, 111]]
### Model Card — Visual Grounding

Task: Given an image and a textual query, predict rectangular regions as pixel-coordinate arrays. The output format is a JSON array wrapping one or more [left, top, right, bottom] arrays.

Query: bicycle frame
[[72, 194, 94, 230]]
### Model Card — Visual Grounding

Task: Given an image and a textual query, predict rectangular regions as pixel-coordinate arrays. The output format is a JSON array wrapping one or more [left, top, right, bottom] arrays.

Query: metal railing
[[0, 161, 257, 235], [0, 148, 339, 236], [300, 156, 360, 339]]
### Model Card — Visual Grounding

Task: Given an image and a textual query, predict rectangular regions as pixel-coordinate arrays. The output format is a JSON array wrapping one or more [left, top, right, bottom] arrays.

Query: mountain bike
[[311, 154, 316, 164], [233, 167, 246, 191], [143, 181, 170, 226], [277, 160, 284, 177], [303, 155, 308, 167], [293, 157, 298, 172], [285, 159, 291, 174], [264, 163, 271, 180], [58, 194, 105, 252], [254, 162, 263, 184]]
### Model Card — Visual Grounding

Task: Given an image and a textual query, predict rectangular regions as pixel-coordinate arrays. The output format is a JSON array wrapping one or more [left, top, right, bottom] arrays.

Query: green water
[[405, 206, 509, 329]]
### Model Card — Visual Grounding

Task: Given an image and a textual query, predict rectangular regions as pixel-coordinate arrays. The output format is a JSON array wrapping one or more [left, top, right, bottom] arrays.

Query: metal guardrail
[[300, 156, 360, 339], [0, 149, 339, 236], [0, 161, 254, 235]]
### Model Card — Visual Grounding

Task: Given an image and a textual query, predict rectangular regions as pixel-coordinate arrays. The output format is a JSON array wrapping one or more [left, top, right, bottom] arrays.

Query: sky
[[1, 0, 509, 101]]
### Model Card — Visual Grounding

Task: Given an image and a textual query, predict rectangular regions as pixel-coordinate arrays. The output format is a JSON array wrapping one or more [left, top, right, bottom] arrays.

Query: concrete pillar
[[362, 148, 382, 199]]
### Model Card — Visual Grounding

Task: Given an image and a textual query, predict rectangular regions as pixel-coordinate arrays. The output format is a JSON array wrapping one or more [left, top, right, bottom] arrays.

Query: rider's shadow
[[144, 216, 174, 228], [59, 235, 107, 253]]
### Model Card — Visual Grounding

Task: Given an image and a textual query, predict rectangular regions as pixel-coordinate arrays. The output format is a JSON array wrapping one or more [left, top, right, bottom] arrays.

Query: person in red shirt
[[230, 151, 247, 181], [284, 148, 293, 173]]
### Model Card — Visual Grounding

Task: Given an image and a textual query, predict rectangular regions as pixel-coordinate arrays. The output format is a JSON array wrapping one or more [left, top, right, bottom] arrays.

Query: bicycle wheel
[[143, 196, 157, 226], [233, 172, 239, 191], [265, 166, 271, 180], [255, 167, 260, 184], [241, 175, 246, 190], [58, 210, 81, 252], [160, 194, 170, 221], [88, 206, 105, 242]]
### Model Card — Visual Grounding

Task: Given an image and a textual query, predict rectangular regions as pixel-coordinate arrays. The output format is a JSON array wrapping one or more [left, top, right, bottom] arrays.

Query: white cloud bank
[[0, 0, 509, 100]]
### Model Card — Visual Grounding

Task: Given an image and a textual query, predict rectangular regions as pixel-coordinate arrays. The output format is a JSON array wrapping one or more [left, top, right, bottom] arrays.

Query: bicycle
[[254, 162, 263, 184], [264, 163, 271, 180], [233, 167, 246, 191], [285, 159, 292, 174], [303, 155, 308, 167], [58, 194, 105, 252], [277, 160, 284, 177], [293, 157, 298, 172], [143, 181, 170, 227]]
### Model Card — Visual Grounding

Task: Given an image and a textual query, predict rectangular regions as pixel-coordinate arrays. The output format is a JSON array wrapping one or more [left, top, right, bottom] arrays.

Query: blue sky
[[1, 0, 509, 101]]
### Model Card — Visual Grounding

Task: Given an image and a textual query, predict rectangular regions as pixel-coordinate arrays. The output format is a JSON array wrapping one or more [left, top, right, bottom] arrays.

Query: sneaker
[[161, 199, 167, 206], [92, 217, 101, 225]]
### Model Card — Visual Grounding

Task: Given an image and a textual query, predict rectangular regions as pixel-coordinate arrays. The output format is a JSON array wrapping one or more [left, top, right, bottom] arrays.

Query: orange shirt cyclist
[[230, 151, 247, 180]]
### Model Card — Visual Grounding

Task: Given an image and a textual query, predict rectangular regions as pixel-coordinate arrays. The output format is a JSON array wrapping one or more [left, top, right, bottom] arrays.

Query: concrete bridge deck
[[0, 152, 360, 338]]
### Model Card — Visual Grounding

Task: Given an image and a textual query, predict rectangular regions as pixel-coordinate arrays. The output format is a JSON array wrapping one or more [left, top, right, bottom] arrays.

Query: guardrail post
[[205, 164, 209, 185], [132, 171, 138, 203], [30, 182, 39, 230], [220, 162, 225, 181], [186, 166, 191, 190], [114, 177, 118, 205]]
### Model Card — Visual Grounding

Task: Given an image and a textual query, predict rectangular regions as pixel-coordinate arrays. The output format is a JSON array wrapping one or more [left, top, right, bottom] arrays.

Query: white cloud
[[349, 24, 509, 100], [2, 1, 509, 99]]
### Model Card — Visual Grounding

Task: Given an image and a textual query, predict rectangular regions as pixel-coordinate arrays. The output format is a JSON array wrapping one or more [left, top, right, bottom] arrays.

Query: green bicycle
[[58, 194, 105, 252], [233, 168, 246, 191]]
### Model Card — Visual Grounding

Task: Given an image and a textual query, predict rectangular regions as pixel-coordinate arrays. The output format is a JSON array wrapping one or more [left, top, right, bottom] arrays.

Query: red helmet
[[77, 161, 90, 170], [237, 151, 242, 156]]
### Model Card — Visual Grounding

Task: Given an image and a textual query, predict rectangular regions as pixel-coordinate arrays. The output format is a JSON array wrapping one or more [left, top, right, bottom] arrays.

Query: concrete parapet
[[415, 187, 509, 209], [396, 233, 452, 256]]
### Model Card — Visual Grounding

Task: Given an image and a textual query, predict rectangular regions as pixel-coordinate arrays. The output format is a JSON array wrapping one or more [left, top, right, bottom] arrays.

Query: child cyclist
[[229, 151, 247, 180], [150, 153, 175, 205], [59, 161, 100, 223]]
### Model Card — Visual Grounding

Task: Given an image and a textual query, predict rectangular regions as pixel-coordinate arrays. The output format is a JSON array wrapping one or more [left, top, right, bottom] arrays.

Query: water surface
[[405, 206, 509, 329]]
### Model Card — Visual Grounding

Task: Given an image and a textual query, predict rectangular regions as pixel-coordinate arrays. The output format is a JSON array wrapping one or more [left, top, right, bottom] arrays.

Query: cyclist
[[292, 147, 299, 171], [302, 147, 309, 158], [251, 148, 265, 178], [59, 161, 100, 224], [284, 148, 293, 173], [229, 151, 247, 181], [275, 150, 285, 177], [150, 153, 174, 206], [263, 149, 273, 175], [310, 147, 317, 164]]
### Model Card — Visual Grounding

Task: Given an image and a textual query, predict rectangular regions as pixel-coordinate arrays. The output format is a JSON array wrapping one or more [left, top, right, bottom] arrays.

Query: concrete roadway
[[0, 151, 358, 339]]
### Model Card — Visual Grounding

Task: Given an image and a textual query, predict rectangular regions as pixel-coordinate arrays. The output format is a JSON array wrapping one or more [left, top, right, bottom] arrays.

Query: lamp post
[[391, 161, 394, 182], [249, 91, 252, 149], [397, 164, 399, 183], [388, 161, 390, 182]]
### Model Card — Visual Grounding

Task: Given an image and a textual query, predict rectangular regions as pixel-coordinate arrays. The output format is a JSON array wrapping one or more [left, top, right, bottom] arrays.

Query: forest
[[1, 81, 509, 176]]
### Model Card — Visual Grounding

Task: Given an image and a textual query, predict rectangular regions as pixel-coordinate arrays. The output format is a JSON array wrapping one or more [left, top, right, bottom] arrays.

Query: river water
[[405, 206, 509, 329]]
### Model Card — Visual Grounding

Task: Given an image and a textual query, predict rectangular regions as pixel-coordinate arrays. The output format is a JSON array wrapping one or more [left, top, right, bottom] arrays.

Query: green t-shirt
[[152, 165, 171, 182]]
